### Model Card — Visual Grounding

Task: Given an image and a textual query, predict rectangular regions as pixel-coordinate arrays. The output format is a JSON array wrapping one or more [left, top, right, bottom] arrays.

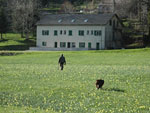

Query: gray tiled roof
[[37, 13, 115, 26]]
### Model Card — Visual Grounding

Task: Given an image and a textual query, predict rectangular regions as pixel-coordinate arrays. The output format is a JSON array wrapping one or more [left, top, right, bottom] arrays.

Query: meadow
[[0, 48, 150, 113]]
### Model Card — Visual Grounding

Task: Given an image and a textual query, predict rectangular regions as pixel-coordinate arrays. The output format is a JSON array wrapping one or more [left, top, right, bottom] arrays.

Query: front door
[[67, 42, 71, 48], [96, 43, 99, 50], [54, 42, 57, 48]]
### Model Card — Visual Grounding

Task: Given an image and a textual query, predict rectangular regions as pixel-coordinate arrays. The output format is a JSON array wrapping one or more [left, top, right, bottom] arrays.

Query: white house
[[30, 13, 123, 51]]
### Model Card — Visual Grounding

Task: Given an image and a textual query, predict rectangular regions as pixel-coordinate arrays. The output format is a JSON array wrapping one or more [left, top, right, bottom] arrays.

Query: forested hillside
[[0, 0, 150, 50]]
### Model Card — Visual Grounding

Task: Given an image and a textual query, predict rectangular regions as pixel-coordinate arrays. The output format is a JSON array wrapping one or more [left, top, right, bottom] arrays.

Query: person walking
[[58, 54, 66, 70]]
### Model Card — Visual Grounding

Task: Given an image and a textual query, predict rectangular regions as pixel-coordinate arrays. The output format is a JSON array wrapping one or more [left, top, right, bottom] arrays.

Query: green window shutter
[[79, 30, 84, 36], [54, 30, 58, 36], [88, 42, 91, 48], [42, 42, 47, 46], [69, 30, 72, 36]]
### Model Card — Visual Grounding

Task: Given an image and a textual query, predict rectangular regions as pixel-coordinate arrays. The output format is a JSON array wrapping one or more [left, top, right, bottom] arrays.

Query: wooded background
[[0, 0, 150, 48]]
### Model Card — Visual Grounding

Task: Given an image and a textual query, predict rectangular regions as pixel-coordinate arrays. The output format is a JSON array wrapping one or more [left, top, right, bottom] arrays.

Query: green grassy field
[[0, 33, 35, 50], [0, 49, 150, 113]]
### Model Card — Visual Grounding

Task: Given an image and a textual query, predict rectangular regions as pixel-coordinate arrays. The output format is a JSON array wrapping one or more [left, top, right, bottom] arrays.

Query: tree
[[10, 0, 39, 39], [61, 0, 74, 13], [0, 0, 8, 40], [147, 1, 150, 38]]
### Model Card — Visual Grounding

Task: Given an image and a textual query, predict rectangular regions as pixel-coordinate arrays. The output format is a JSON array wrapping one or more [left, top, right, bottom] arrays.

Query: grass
[[0, 48, 150, 113], [0, 33, 36, 50]]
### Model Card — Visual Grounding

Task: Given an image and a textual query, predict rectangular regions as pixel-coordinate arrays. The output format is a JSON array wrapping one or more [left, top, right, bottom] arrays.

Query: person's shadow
[[102, 88, 125, 93]]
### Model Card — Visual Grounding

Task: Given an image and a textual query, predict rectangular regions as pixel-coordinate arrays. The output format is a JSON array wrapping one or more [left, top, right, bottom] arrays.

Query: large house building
[[30, 13, 123, 51]]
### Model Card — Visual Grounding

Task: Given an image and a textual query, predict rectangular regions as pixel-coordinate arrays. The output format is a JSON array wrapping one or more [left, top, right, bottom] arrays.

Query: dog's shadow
[[102, 88, 125, 93]]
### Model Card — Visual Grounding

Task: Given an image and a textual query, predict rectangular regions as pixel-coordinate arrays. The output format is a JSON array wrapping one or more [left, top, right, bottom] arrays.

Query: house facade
[[31, 13, 123, 51]]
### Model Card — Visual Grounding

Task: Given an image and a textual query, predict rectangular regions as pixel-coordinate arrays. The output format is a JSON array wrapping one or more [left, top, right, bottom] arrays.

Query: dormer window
[[58, 19, 62, 23], [84, 19, 88, 22], [71, 19, 75, 23]]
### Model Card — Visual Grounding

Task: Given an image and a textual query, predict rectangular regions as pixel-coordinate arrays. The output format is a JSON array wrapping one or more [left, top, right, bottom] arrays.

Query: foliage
[[0, 49, 150, 112], [9, 0, 40, 39]]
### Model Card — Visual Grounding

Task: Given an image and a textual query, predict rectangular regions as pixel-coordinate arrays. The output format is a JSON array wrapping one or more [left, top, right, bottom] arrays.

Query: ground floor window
[[42, 42, 47, 46], [72, 42, 76, 48], [88, 42, 91, 48], [79, 42, 85, 48], [60, 42, 66, 48]]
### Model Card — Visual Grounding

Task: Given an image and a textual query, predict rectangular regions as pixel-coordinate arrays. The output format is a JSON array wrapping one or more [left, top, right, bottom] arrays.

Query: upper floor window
[[79, 30, 84, 36], [60, 30, 63, 35], [87, 30, 89, 35], [109, 20, 112, 26], [42, 30, 49, 36], [91, 30, 93, 35], [54, 30, 58, 36], [94, 30, 102, 36], [64, 30, 66, 35], [68, 30, 72, 36]]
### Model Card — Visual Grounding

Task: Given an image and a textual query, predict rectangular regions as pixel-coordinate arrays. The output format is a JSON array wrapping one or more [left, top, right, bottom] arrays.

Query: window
[[60, 42, 66, 48], [58, 19, 62, 23], [91, 30, 93, 35], [42, 42, 47, 46], [71, 19, 75, 23], [64, 30, 66, 35], [42, 30, 49, 36], [79, 30, 84, 36], [109, 20, 112, 26], [87, 30, 89, 35], [72, 42, 76, 48], [84, 19, 88, 22], [54, 42, 57, 48], [94, 30, 102, 36], [79, 42, 85, 48], [113, 20, 115, 28], [88, 42, 91, 48], [60, 30, 63, 35], [68, 30, 72, 36], [98, 31, 102, 36], [54, 30, 58, 36]]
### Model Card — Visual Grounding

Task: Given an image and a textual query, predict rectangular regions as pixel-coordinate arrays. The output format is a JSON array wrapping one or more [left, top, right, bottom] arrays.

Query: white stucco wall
[[36, 25, 106, 50]]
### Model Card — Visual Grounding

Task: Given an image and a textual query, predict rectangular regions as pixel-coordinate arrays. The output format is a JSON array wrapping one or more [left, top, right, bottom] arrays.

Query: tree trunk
[[148, 25, 150, 37], [1, 33, 3, 40], [25, 32, 29, 40], [21, 31, 25, 38]]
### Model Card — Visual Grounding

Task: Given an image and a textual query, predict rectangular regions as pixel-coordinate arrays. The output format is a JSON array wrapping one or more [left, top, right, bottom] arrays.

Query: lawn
[[0, 33, 35, 50], [0, 48, 150, 113]]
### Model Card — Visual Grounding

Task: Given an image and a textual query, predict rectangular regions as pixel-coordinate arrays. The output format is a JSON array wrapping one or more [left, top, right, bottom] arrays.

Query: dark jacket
[[59, 55, 66, 64]]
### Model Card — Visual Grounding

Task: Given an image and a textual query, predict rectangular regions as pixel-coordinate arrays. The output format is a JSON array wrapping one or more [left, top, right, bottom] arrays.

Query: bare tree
[[61, 0, 74, 13], [9, 0, 39, 39]]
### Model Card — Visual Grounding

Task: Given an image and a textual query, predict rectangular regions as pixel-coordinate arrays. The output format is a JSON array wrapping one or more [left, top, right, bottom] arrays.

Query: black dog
[[96, 79, 104, 89]]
